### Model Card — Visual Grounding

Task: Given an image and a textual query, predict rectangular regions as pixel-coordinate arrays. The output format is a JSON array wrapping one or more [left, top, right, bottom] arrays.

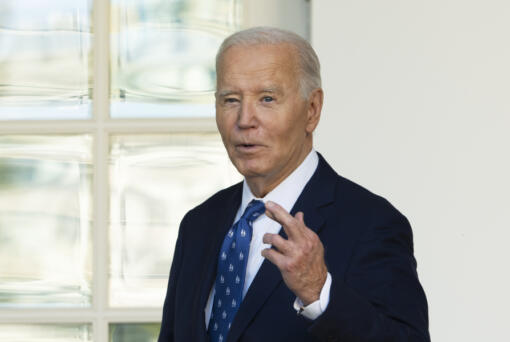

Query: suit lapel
[[227, 154, 337, 342], [194, 183, 243, 342]]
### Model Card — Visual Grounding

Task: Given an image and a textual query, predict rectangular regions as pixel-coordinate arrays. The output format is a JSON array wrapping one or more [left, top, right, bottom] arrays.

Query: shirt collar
[[240, 149, 319, 215]]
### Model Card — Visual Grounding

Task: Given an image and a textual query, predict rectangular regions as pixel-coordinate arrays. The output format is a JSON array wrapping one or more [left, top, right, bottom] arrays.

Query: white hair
[[216, 26, 322, 98]]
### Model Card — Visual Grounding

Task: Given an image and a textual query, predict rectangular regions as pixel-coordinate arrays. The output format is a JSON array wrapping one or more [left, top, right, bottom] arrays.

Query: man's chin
[[234, 161, 266, 179], [237, 168, 264, 179]]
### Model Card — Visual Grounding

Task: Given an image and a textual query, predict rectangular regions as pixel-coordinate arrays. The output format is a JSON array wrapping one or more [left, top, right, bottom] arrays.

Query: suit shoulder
[[317, 154, 404, 220], [335, 174, 407, 221], [332, 174, 414, 253]]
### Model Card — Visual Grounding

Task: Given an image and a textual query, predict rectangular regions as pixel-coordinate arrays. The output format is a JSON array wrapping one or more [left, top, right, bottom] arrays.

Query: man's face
[[216, 43, 321, 195]]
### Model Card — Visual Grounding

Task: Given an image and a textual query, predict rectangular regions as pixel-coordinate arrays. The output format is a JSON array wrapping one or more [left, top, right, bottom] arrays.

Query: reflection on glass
[[0, 324, 92, 342], [0, 0, 92, 120], [0, 135, 93, 307], [109, 134, 240, 307], [110, 323, 160, 342], [110, 0, 241, 118]]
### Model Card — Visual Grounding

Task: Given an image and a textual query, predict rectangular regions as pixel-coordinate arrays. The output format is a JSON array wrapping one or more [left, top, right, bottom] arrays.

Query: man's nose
[[237, 100, 257, 128]]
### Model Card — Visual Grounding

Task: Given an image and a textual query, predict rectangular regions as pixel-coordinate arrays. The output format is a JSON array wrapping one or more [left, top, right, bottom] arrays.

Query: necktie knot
[[241, 200, 265, 223]]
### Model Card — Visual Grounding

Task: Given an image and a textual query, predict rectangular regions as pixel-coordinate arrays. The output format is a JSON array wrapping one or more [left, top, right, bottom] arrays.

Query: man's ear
[[305, 88, 324, 134]]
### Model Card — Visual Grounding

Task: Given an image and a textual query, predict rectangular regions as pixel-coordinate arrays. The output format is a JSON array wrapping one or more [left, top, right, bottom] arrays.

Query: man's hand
[[261, 201, 328, 306]]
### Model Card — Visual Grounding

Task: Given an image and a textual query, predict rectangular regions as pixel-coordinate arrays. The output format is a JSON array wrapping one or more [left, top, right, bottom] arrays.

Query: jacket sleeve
[[157, 212, 188, 342], [308, 209, 430, 342]]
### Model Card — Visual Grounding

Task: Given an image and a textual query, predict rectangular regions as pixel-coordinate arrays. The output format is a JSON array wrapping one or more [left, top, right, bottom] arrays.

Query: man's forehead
[[216, 72, 297, 96], [217, 46, 299, 93], [218, 44, 298, 74]]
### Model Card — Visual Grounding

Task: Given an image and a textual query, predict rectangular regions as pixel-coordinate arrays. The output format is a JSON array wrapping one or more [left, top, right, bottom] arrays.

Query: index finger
[[265, 201, 301, 239]]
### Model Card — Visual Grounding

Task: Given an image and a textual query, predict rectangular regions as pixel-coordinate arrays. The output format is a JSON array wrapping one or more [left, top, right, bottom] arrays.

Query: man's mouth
[[235, 143, 262, 152]]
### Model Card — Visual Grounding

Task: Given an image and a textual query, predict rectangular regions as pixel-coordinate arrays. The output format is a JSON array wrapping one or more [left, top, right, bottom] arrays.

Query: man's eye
[[262, 96, 274, 103], [225, 98, 238, 104]]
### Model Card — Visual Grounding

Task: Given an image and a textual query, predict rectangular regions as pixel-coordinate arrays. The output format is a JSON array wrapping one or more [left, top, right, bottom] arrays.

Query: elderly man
[[158, 27, 430, 342]]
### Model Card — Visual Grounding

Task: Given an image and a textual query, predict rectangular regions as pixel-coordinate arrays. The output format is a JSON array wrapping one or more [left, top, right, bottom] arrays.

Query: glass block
[[0, 135, 93, 307], [109, 134, 240, 307], [0, 1, 92, 120], [110, 323, 160, 342], [0, 324, 92, 342], [110, 0, 241, 118]]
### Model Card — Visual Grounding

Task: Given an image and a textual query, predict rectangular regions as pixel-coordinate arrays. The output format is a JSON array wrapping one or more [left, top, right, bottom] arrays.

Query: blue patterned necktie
[[208, 199, 265, 342]]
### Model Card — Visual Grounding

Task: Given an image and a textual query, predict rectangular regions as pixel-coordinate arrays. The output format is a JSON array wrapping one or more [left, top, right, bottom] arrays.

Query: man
[[158, 27, 430, 342]]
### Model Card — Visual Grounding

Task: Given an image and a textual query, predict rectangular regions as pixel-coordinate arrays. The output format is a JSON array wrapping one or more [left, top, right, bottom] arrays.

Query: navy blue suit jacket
[[158, 154, 430, 342]]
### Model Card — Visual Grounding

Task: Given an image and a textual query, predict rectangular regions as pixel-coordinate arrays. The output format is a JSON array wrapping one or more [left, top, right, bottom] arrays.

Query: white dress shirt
[[205, 149, 331, 326]]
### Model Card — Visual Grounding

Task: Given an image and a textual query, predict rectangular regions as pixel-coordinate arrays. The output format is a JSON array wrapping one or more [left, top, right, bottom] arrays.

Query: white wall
[[312, 1, 510, 340]]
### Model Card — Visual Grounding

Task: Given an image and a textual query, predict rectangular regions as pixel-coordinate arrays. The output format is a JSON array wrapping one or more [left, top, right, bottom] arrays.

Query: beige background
[[312, 0, 510, 340]]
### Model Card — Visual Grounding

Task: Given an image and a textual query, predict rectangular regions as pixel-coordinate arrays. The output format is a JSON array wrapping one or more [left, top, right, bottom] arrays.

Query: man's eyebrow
[[216, 87, 283, 97], [216, 90, 238, 97], [261, 87, 283, 94]]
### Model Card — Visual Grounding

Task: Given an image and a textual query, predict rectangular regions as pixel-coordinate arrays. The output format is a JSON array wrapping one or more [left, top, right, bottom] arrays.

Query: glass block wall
[[0, 0, 241, 340], [0, 0, 92, 119], [0, 0, 307, 340]]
